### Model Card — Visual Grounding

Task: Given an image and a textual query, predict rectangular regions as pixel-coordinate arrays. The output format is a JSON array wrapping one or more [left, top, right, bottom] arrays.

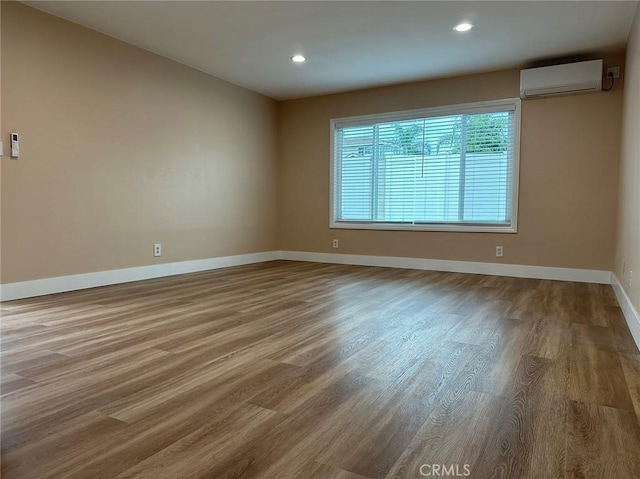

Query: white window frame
[[329, 98, 521, 233]]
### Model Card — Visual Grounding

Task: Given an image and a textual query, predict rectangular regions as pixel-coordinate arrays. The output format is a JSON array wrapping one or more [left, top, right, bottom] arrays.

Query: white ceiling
[[25, 1, 638, 100]]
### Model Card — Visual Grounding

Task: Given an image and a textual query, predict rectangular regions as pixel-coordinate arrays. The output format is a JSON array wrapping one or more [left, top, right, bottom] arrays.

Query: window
[[331, 99, 521, 233]]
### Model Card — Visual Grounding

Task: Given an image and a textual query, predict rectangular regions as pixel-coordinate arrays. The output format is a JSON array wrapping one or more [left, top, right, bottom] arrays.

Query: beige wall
[[0, 2, 278, 284], [0, 1, 629, 287], [615, 4, 640, 309], [278, 56, 624, 271]]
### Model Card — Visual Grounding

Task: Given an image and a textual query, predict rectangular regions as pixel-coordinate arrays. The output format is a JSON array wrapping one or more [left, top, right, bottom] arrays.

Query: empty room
[[2, 0, 640, 478]]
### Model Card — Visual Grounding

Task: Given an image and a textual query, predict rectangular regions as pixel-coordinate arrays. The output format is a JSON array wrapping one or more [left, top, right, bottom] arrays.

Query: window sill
[[330, 221, 517, 234]]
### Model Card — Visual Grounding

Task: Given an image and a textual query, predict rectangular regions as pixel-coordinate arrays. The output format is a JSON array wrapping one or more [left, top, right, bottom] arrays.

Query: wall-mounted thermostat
[[11, 133, 20, 158]]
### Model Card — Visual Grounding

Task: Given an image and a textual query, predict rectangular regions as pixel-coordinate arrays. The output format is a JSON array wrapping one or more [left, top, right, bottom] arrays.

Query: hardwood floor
[[2, 260, 640, 478]]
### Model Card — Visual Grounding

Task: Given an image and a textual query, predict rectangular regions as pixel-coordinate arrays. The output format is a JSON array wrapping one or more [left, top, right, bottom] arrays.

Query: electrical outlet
[[607, 66, 620, 79], [153, 243, 162, 257], [495, 246, 504, 258], [332, 239, 339, 249]]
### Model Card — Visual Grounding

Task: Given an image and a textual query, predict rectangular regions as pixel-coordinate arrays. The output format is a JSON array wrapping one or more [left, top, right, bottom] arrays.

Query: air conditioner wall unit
[[520, 59, 603, 99]]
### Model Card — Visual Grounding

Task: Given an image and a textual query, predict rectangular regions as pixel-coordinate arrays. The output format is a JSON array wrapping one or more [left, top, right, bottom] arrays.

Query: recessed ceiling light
[[291, 54, 306, 63], [453, 22, 473, 32]]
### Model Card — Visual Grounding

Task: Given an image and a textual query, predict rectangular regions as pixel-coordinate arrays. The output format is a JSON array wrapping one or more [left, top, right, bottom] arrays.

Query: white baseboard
[[278, 251, 612, 284], [0, 249, 614, 303], [611, 274, 640, 349], [0, 251, 279, 302]]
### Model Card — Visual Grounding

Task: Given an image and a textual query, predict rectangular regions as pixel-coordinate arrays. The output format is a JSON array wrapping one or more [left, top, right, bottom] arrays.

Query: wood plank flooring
[[2, 260, 640, 478]]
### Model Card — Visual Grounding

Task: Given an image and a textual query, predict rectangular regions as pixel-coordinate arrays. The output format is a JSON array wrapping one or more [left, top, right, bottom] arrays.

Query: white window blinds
[[331, 99, 520, 232]]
